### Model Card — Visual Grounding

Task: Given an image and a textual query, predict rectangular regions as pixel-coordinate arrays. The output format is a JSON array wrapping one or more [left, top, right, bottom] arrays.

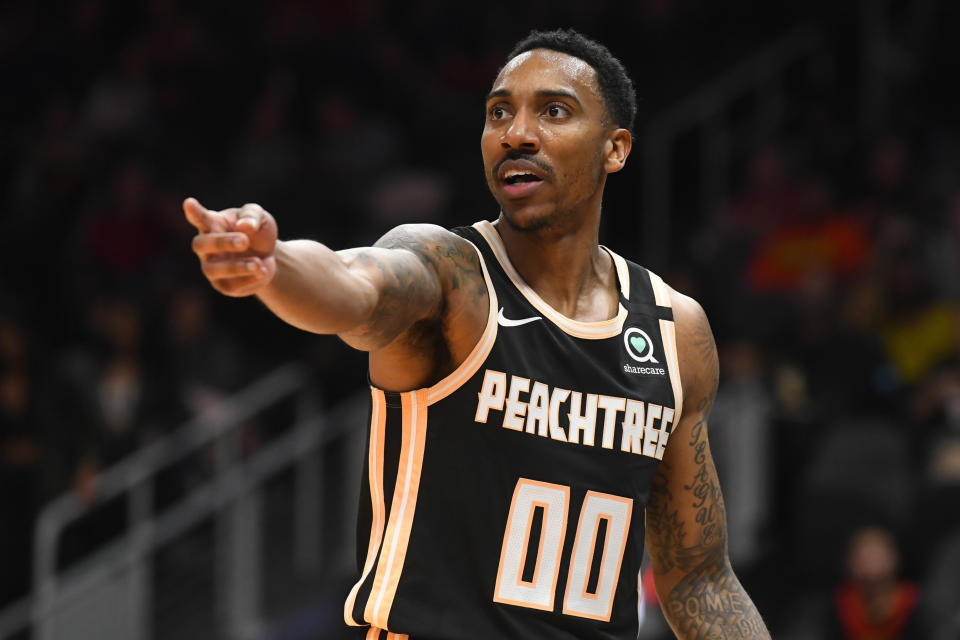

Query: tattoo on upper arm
[[376, 227, 485, 296], [692, 311, 720, 402], [348, 227, 487, 349], [348, 248, 436, 348]]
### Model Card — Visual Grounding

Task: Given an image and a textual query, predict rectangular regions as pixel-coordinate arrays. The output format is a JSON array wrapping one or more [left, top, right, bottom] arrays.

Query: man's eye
[[490, 106, 506, 120], [546, 104, 570, 118]]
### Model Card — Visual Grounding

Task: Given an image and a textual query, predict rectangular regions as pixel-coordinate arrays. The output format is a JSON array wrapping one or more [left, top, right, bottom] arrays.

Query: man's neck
[[493, 213, 619, 322]]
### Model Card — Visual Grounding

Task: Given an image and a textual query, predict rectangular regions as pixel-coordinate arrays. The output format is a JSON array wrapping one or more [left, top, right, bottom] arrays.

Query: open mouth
[[503, 171, 543, 185]]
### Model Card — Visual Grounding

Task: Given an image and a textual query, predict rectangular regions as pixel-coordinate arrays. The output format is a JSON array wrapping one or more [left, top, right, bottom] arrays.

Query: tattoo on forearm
[[647, 412, 767, 638], [665, 560, 769, 639], [645, 462, 687, 573], [647, 403, 725, 575], [686, 418, 725, 553]]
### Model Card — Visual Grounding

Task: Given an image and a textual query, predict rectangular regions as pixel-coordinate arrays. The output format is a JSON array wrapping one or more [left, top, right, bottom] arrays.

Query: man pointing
[[186, 28, 770, 640]]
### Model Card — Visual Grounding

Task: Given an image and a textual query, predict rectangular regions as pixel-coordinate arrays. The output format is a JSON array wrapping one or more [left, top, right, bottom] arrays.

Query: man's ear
[[604, 128, 632, 174]]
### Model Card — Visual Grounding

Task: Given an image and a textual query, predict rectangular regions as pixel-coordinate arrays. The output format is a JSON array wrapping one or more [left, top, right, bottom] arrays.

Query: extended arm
[[185, 199, 489, 389], [258, 236, 443, 351], [645, 294, 770, 639]]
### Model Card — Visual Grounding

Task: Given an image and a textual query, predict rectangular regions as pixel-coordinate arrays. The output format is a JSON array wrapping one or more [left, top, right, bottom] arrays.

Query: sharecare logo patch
[[623, 328, 658, 363]]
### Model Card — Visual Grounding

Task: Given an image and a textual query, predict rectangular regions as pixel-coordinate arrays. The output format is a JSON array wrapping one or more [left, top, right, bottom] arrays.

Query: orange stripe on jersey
[[386, 633, 409, 640], [366, 389, 429, 628], [426, 240, 499, 406], [365, 627, 381, 640], [344, 388, 388, 626]]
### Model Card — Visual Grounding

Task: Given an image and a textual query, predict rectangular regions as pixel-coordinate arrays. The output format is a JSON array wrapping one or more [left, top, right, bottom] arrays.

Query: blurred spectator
[[877, 234, 958, 387], [745, 178, 870, 294], [794, 420, 915, 584], [53, 296, 169, 501], [310, 91, 404, 240], [79, 41, 154, 143], [825, 526, 926, 639], [856, 137, 913, 221], [797, 275, 897, 418], [9, 95, 85, 215], [709, 340, 772, 569], [159, 285, 245, 418], [79, 162, 165, 285]]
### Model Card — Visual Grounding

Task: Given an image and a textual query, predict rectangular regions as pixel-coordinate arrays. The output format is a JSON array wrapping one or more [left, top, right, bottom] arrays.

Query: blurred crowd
[[2, 1, 959, 638]]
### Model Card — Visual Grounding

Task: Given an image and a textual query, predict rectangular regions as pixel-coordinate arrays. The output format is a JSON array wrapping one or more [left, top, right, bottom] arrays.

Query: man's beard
[[501, 208, 556, 233]]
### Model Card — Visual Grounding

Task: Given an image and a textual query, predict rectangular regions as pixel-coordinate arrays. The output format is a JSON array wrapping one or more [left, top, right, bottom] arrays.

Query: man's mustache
[[493, 150, 553, 179]]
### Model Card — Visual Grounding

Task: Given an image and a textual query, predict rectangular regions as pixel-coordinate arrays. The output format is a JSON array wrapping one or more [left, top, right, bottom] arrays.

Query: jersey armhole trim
[[602, 247, 631, 300], [424, 238, 499, 406], [647, 272, 684, 428]]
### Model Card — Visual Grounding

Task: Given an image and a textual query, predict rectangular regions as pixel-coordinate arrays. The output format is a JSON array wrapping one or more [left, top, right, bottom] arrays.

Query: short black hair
[[506, 29, 637, 133]]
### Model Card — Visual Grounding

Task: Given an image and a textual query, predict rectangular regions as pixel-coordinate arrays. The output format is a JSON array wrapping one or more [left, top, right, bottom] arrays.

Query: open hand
[[184, 197, 279, 297]]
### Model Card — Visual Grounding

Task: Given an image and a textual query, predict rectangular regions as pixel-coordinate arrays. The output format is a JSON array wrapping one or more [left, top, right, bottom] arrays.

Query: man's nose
[[501, 111, 539, 152]]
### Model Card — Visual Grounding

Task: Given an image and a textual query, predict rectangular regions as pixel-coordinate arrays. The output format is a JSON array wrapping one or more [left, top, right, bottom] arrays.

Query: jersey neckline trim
[[474, 220, 629, 340]]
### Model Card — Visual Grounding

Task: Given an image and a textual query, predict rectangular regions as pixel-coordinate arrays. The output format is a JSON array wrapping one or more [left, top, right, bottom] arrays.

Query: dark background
[[2, 1, 960, 638]]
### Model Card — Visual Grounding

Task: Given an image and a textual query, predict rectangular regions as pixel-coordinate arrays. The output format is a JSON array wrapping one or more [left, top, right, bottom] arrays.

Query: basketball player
[[185, 29, 771, 640]]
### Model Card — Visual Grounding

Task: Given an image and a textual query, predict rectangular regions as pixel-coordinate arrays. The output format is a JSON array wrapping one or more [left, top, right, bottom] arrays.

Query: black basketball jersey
[[344, 220, 683, 640]]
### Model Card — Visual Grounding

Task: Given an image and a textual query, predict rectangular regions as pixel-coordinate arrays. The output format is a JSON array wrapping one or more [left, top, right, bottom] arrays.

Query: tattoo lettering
[[646, 405, 726, 575], [665, 560, 768, 639], [684, 418, 725, 552]]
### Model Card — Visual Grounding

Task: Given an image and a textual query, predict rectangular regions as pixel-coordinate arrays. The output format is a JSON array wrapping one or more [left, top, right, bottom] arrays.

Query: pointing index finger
[[183, 197, 213, 233]]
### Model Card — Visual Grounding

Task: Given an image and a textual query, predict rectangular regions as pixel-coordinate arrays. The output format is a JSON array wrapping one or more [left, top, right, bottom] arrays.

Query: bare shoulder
[[667, 288, 719, 413]]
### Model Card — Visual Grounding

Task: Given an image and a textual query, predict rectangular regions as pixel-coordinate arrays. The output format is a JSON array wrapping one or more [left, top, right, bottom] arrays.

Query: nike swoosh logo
[[498, 307, 542, 327]]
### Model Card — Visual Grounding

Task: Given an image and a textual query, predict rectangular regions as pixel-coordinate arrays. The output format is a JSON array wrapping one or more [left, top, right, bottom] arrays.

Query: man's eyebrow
[[485, 88, 583, 107]]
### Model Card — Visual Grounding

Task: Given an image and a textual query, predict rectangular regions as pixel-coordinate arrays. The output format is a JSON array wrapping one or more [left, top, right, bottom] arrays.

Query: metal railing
[[0, 363, 367, 639], [640, 26, 822, 270]]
